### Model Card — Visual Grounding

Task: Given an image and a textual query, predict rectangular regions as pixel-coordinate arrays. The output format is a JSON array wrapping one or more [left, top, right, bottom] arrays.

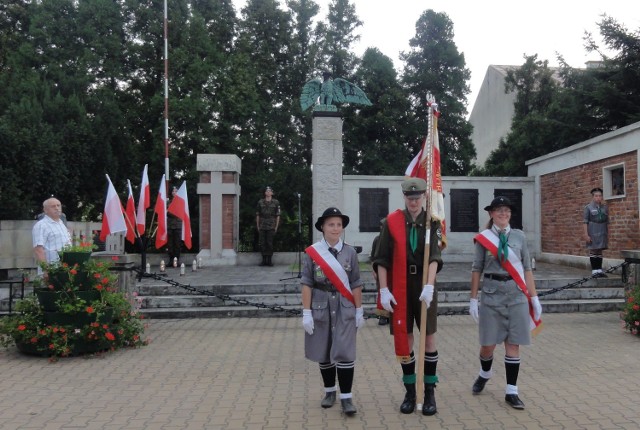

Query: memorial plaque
[[494, 189, 523, 229], [359, 188, 389, 232], [450, 189, 479, 232]]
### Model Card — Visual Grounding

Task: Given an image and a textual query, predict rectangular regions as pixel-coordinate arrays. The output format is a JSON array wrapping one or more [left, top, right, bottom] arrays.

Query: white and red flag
[[405, 103, 447, 247], [99, 174, 128, 242], [136, 164, 150, 235], [167, 181, 192, 249], [125, 180, 137, 244], [153, 174, 168, 249]]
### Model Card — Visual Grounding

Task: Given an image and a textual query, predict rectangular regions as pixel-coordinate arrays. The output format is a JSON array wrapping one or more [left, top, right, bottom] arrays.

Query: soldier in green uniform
[[256, 186, 281, 266]]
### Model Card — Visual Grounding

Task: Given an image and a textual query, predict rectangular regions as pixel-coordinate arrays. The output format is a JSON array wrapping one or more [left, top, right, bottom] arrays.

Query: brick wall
[[541, 151, 638, 258]]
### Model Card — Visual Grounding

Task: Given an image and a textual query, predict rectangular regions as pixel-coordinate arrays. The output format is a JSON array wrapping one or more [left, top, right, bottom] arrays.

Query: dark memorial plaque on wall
[[450, 189, 479, 232], [359, 188, 389, 232], [494, 189, 523, 229]]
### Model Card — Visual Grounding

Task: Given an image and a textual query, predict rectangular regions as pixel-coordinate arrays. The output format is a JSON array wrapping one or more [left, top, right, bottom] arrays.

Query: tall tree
[[343, 48, 413, 175], [317, 0, 362, 78], [401, 9, 475, 176]]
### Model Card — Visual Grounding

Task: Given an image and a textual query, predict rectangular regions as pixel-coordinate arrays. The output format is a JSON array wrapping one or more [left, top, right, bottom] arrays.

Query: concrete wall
[[468, 65, 517, 166], [342, 175, 535, 262]]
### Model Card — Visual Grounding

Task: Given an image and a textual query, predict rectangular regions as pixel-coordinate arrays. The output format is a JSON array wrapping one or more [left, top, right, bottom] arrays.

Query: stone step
[[140, 298, 624, 319], [139, 287, 625, 309]]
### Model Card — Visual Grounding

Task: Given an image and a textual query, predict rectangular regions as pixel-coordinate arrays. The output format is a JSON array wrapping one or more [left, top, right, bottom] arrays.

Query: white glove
[[531, 296, 542, 320], [302, 309, 314, 335], [379, 288, 397, 312], [469, 298, 479, 323], [356, 307, 365, 328], [419, 284, 434, 308]]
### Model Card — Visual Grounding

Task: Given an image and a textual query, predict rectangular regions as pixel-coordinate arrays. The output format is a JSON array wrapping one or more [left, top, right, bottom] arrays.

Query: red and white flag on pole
[[125, 180, 137, 244], [153, 174, 168, 249], [405, 104, 447, 247], [99, 175, 128, 242], [136, 164, 150, 235], [167, 181, 192, 249]]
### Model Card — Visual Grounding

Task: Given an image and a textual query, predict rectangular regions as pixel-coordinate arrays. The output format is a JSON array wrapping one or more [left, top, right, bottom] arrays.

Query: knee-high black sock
[[337, 361, 355, 395], [424, 351, 438, 383], [504, 356, 521, 387], [319, 362, 336, 389], [480, 354, 494, 372], [401, 351, 416, 386]]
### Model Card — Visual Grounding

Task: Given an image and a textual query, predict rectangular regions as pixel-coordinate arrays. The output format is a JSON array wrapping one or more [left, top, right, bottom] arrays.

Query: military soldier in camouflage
[[256, 186, 281, 266]]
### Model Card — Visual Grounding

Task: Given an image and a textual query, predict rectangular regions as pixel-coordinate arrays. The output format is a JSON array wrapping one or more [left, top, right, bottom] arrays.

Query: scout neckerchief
[[386, 209, 418, 361], [474, 229, 542, 332], [305, 239, 355, 305]]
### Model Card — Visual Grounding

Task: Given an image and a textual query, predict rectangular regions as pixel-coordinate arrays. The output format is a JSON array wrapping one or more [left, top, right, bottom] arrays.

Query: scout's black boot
[[267, 255, 273, 266], [259, 256, 267, 266], [422, 383, 437, 416], [400, 384, 416, 414]]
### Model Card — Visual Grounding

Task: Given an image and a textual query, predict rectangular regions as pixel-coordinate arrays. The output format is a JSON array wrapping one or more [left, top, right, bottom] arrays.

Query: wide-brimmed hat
[[315, 207, 350, 231], [484, 196, 517, 212]]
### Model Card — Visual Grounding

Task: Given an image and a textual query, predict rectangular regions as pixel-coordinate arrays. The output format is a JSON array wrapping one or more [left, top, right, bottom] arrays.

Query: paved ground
[[1, 262, 635, 430], [1, 311, 639, 429]]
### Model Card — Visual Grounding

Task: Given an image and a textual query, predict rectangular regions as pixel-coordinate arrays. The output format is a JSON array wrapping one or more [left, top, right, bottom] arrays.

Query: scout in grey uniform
[[468, 196, 542, 410], [301, 207, 364, 416], [582, 187, 609, 278], [255, 186, 280, 266]]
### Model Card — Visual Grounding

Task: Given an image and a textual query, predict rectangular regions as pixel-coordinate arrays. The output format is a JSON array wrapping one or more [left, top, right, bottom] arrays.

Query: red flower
[[48, 284, 55, 290], [90, 322, 99, 328], [17, 324, 26, 331], [30, 337, 38, 344], [633, 304, 640, 311], [101, 277, 109, 285], [86, 306, 95, 314], [70, 269, 77, 275], [94, 273, 101, 279], [635, 321, 640, 326], [95, 285, 104, 291], [629, 297, 635, 303], [49, 343, 55, 350], [105, 332, 115, 341]]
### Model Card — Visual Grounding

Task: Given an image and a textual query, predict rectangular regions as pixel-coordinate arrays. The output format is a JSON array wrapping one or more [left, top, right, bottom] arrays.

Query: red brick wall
[[541, 151, 638, 258], [222, 195, 234, 249]]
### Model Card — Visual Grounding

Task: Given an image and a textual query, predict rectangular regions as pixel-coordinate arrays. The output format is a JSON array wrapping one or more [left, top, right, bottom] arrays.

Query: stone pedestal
[[312, 112, 343, 241], [196, 155, 241, 266], [621, 250, 640, 290]]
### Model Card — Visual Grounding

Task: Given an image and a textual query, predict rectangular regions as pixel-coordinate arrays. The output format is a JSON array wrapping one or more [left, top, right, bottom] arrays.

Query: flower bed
[[621, 284, 640, 336], [0, 257, 148, 361]]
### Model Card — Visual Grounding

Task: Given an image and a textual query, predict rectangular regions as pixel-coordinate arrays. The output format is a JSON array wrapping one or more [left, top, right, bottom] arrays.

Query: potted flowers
[[58, 235, 97, 266], [0, 258, 147, 360], [621, 284, 640, 336]]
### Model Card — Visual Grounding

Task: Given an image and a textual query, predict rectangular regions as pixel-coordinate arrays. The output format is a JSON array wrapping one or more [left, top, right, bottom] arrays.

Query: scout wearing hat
[[372, 178, 444, 416], [301, 207, 364, 416], [469, 195, 542, 410], [583, 187, 608, 277]]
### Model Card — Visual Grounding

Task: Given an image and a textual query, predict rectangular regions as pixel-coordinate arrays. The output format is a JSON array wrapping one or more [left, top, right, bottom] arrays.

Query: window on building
[[359, 188, 389, 232], [603, 164, 625, 198]]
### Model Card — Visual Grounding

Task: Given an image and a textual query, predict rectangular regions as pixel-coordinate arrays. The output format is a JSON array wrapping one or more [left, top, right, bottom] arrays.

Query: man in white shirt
[[32, 197, 71, 270]]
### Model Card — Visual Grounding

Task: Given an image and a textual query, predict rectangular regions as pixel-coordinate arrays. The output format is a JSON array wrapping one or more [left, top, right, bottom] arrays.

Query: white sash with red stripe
[[474, 229, 542, 330], [305, 241, 355, 305]]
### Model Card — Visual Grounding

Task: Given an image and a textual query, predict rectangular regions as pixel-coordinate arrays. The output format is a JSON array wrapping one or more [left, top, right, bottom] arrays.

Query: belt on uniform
[[408, 265, 422, 275], [484, 273, 512, 282], [313, 284, 337, 293]]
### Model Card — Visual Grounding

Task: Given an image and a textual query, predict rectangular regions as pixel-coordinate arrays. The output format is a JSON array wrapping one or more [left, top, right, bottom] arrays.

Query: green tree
[[401, 9, 475, 175]]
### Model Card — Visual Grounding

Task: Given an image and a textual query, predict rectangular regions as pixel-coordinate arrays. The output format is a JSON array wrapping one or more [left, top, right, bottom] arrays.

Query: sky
[[233, 0, 639, 113]]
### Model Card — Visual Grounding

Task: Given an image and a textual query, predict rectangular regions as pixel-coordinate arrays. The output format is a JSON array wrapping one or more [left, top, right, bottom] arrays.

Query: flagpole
[[416, 93, 436, 411], [163, 0, 170, 192]]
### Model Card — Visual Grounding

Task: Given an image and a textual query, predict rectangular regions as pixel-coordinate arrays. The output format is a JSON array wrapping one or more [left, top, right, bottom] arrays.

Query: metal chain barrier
[[134, 261, 629, 319]]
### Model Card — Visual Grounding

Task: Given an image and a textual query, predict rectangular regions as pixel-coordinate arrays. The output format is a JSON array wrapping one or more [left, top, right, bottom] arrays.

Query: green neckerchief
[[409, 224, 418, 252], [493, 225, 510, 263]]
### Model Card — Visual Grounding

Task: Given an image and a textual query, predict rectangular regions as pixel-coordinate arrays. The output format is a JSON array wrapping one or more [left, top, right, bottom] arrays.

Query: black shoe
[[505, 394, 525, 409], [378, 317, 389, 326], [422, 384, 437, 416], [341, 398, 357, 416], [321, 391, 336, 408], [400, 391, 416, 414], [472, 376, 489, 394], [598, 272, 608, 278]]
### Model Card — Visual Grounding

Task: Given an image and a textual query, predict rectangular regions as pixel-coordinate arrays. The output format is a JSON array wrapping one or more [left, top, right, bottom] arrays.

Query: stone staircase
[[135, 265, 625, 319]]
